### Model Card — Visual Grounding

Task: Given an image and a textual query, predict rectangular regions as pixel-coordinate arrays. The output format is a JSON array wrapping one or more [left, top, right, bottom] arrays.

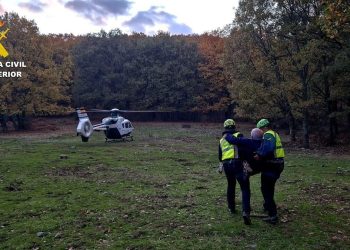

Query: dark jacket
[[224, 134, 262, 162], [256, 132, 276, 160]]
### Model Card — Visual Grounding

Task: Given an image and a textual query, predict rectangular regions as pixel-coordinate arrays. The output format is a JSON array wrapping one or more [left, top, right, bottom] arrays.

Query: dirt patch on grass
[[172, 158, 196, 166], [174, 136, 200, 143], [285, 144, 350, 160], [46, 164, 115, 182], [45, 164, 173, 190], [47, 166, 94, 178], [301, 183, 350, 214]]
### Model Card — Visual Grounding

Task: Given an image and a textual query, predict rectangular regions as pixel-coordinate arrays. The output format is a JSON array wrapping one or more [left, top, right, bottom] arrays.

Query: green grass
[[0, 123, 349, 249]]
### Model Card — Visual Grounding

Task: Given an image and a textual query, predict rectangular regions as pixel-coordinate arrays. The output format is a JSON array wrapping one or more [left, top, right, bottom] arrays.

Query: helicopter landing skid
[[105, 135, 134, 143]]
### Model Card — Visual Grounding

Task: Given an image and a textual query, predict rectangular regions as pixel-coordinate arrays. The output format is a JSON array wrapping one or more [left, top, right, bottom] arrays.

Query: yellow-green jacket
[[256, 130, 285, 159], [219, 131, 242, 161]]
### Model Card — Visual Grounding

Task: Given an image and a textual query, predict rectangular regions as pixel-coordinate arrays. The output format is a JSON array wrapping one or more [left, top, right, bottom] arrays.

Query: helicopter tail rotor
[[76, 108, 93, 142]]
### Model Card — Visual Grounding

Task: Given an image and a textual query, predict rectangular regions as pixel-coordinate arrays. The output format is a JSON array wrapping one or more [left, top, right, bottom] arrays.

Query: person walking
[[224, 128, 264, 176], [218, 119, 251, 225], [254, 119, 285, 224]]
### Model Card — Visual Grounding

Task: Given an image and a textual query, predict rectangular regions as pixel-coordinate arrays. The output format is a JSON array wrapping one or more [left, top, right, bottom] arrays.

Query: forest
[[0, 0, 349, 147]]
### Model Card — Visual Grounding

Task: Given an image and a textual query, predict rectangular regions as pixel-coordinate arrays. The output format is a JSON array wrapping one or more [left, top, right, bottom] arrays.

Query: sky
[[0, 0, 240, 35]]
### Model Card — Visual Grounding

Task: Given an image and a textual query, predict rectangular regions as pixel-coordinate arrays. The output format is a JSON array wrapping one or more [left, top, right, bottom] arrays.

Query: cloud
[[168, 23, 192, 35], [65, 0, 132, 25], [0, 4, 4, 14], [18, 1, 47, 13], [123, 6, 192, 34]]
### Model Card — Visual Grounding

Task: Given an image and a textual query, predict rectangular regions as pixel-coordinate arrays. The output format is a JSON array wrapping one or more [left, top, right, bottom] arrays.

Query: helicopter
[[76, 108, 135, 142]]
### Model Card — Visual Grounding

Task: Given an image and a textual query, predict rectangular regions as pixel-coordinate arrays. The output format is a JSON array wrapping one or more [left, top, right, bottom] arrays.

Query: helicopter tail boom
[[93, 123, 108, 131], [76, 108, 93, 142]]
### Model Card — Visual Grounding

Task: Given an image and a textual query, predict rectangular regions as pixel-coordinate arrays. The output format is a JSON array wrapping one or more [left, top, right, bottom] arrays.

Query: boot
[[262, 215, 278, 225], [229, 208, 237, 214], [243, 211, 251, 225]]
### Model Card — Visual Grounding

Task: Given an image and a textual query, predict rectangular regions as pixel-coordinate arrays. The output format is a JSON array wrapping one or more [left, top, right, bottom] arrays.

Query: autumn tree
[[224, 0, 350, 146], [188, 33, 232, 113], [319, 0, 350, 135], [225, 0, 299, 142], [0, 13, 75, 130], [225, 0, 344, 147]]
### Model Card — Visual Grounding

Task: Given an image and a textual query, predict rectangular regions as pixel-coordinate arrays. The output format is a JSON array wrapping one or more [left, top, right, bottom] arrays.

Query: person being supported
[[224, 128, 264, 176]]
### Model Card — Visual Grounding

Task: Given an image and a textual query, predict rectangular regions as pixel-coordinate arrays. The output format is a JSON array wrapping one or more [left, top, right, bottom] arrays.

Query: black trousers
[[223, 159, 251, 213], [261, 160, 284, 217]]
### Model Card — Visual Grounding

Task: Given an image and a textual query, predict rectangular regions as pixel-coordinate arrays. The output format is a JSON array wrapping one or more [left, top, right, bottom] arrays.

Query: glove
[[217, 162, 223, 174]]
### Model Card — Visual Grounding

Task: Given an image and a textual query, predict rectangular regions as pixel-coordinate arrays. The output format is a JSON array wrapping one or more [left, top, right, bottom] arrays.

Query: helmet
[[257, 118, 270, 128], [224, 119, 235, 128], [251, 128, 263, 139]]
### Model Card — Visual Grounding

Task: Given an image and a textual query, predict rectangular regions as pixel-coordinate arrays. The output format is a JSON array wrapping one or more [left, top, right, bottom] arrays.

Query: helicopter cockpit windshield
[[110, 109, 120, 118]]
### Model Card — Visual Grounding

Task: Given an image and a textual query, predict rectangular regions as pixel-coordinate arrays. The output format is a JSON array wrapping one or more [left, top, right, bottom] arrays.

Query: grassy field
[[0, 122, 349, 249]]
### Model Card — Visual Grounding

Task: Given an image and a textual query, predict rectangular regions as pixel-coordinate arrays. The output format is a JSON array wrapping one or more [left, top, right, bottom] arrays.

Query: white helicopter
[[76, 108, 135, 142]]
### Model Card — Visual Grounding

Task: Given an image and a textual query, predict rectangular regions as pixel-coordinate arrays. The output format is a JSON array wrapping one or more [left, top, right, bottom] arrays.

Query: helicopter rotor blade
[[88, 109, 111, 113], [117, 110, 171, 113], [75, 107, 172, 113]]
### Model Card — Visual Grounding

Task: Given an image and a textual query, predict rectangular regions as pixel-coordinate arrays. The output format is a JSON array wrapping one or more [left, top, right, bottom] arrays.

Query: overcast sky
[[0, 0, 239, 35]]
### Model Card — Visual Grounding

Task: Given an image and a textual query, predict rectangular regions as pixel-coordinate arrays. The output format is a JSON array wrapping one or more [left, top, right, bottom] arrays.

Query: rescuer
[[254, 118, 285, 224], [218, 119, 251, 225]]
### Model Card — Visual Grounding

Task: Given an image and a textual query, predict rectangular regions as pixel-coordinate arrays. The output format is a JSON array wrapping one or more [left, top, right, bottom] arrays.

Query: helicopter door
[[120, 120, 133, 136]]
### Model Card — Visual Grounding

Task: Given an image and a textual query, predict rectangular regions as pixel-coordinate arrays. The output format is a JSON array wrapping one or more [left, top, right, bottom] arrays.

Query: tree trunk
[[10, 112, 30, 131], [10, 115, 19, 130], [325, 77, 336, 145], [0, 115, 8, 132], [328, 100, 338, 145], [331, 101, 338, 135], [302, 110, 310, 148], [288, 112, 296, 142], [301, 65, 310, 149], [348, 98, 350, 129], [16, 114, 24, 130], [329, 117, 336, 145]]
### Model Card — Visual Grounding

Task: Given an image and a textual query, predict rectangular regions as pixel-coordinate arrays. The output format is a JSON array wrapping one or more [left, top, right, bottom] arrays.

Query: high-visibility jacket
[[265, 130, 285, 158], [220, 132, 241, 161]]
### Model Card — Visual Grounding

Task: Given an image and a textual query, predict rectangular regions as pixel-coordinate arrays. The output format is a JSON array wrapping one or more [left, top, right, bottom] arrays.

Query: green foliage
[[320, 0, 350, 40], [72, 31, 204, 111], [224, 0, 350, 146]]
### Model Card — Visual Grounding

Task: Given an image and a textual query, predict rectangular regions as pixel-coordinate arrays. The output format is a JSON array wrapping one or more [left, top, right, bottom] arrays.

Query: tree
[[0, 13, 75, 130], [320, 0, 350, 40], [188, 33, 232, 113], [72, 31, 204, 111], [225, 1, 298, 141], [224, 0, 340, 147]]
